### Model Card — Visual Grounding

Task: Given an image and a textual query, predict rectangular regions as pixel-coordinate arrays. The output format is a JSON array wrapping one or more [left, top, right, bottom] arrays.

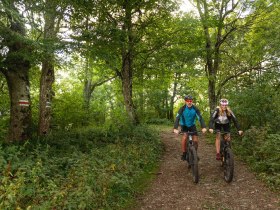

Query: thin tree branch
[[216, 64, 280, 96], [90, 75, 117, 93]]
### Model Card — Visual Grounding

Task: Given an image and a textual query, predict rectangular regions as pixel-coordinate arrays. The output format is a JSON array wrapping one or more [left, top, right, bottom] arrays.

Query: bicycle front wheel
[[224, 147, 234, 183], [189, 146, 199, 183]]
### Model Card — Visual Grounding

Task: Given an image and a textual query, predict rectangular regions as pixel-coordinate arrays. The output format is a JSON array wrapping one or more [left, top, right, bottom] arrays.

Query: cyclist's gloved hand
[[209, 129, 214, 133], [173, 129, 179, 134], [238, 130, 243, 136], [202, 128, 207, 133]]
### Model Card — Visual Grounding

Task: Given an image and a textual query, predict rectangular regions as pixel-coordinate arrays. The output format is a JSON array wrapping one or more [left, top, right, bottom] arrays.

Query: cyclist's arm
[[194, 106, 206, 129], [229, 110, 241, 131], [209, 108, 218, 129], [173, 107, 183, 129]]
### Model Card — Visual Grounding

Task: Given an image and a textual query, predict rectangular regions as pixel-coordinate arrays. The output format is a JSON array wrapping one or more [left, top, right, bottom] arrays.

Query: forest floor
[[135, 128, 280, 210]]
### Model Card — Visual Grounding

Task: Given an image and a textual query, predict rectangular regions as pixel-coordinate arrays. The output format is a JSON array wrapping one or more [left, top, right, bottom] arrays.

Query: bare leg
[[181, 134, 188, 160], [181, 133, 187, 152], [193, 135, 198, 151], [215, 133, 220, 154]]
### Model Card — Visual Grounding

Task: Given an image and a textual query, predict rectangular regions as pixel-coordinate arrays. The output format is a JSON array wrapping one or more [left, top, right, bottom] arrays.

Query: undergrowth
[[233, 127, 280, 191], [0, 124, 163, 209]]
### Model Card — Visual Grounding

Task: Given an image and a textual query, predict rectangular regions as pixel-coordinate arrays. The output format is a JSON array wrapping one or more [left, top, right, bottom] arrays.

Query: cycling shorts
[[180, 125, 198, 136], [215, 123, 230, 132]]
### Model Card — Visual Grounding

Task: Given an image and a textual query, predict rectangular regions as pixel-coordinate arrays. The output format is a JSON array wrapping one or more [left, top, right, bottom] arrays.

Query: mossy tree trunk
[[120, 1, 139, 125], [0, 1, 32, 142], [38, 0, 55, 135], [3, 67, 31, 142]]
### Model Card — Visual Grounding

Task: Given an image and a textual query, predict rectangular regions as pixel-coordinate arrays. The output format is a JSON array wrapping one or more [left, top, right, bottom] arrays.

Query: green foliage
[[0, 0, 279, 200], [0, 124, 162, 209], [228, 71, 280, 131], [0, 114, 9, 141], [0, 75, 9, 140], [52, 87, 88, 129], [234, 127, 280, 190]]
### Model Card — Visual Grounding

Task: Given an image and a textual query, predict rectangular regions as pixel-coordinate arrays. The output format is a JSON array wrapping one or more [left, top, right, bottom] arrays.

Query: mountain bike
[[217, 131, 234, 183], [182, 131, 199, 183]]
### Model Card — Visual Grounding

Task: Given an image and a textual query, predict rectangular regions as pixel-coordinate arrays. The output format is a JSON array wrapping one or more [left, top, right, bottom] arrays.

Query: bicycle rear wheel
[[189, 146, 199, 183], [224, 147, 234, 183]]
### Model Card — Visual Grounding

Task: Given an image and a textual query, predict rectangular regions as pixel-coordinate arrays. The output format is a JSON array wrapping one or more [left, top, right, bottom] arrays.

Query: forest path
[[135, 128, 279, 210]]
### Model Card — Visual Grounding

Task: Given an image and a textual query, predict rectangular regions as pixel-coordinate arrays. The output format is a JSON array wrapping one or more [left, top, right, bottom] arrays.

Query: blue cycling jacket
[[174, 105, 206, 129]]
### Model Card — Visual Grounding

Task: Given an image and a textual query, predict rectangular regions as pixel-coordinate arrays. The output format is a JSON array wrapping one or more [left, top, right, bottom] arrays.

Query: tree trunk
[[121, 54, 139, 125], [205, 41, 217, 114], [38, 0, 56, 135], [38, 60, 54, 135], [83, 57, 92, 111], [208, 78, 216, 113], [199, 1, 217, 115], [196, 0, 238, 115], [83, 18, 92, 112], [4, 68, 31, 142], [82, 56, 92, 125], [138, 68, 144, 120], [169, 73, 179, 120], [1, 0, 32, 142], [120, 1, 139, 125], [83, 79, 92, 111]]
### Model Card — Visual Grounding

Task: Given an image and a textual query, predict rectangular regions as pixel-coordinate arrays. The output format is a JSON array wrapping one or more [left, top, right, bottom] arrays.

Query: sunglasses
[[185, 100, 193, 103], [220, 99, 228, 103]]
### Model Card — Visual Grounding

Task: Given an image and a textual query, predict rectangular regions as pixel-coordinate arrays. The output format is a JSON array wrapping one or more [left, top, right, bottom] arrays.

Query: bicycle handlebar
[[211, 130, 243, 137], [177, 131, 202, 135]]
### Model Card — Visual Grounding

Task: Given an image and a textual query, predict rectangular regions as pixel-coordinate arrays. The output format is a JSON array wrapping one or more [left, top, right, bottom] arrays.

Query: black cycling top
[[209, 107, 241, 130]]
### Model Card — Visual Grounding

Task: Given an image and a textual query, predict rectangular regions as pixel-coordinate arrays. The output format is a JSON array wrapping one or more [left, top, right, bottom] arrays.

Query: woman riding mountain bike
[[209, 98, 243, 160]]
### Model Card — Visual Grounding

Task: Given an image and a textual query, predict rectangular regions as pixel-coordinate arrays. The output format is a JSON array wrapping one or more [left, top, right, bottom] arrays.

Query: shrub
[[234, 127, 280, 190], [0, 124, 163, 209]]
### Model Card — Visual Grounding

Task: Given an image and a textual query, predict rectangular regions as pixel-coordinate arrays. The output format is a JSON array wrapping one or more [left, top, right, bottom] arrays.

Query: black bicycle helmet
[[184, 95, 193, 100]]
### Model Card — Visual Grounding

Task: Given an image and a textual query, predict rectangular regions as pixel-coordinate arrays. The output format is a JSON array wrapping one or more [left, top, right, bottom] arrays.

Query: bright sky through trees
[[180, 0, 195, 12]]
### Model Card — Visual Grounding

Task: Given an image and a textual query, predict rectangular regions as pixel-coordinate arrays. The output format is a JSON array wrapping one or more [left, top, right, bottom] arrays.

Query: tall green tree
[[0, 0, 32, 142], [37, 0, 67, 135], [71, 0, 177, 125], [224, 0, 280, 130], [80, 18, 116, 112], [193, 0, 250, 113]]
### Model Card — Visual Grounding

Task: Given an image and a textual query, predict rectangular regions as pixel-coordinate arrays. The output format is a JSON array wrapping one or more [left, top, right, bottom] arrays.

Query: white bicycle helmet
[[220, 98, 229, 106]]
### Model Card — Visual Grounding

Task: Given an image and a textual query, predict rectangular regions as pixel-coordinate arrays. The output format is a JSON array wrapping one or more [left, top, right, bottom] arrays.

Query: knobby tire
[[224, 147, 234, 183], [189, 146, 199, 183]]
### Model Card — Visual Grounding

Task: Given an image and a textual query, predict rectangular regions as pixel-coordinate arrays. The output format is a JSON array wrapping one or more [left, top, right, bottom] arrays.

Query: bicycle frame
[[183, 131, 199, 183], [217, 132, 234, 183]]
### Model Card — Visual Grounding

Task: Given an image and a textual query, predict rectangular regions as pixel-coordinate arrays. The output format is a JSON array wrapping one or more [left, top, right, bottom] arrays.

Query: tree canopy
[[0, 0, 279, 208], [0, 0, 279, 138]]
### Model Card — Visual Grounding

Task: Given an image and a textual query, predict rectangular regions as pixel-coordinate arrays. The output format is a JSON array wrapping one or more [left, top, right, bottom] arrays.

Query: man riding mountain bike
[[173, 95, 207, 160]]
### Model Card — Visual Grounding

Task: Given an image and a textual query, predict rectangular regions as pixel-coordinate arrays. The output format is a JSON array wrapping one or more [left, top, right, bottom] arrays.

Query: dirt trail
[[135, 130, 280, 210]]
